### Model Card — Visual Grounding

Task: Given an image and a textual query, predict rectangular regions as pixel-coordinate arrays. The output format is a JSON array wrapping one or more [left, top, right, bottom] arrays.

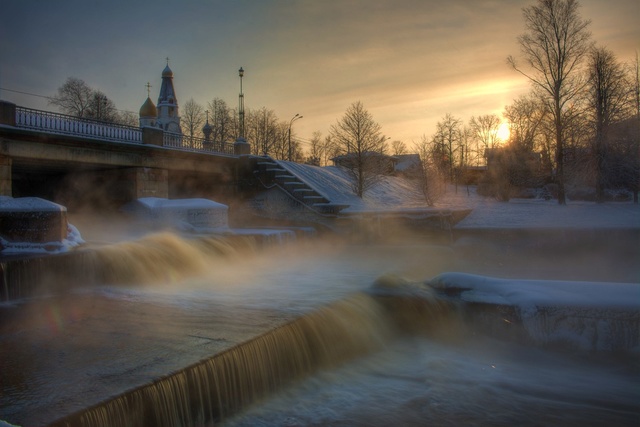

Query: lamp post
[[238, 67, 245, 140], [288, 113, 303, 161]]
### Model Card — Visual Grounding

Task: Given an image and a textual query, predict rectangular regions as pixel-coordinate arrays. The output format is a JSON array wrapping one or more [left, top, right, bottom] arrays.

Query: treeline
[[48, 77, 139, 126], [417, 0, 639, 204], [48, 0, 638, 204]]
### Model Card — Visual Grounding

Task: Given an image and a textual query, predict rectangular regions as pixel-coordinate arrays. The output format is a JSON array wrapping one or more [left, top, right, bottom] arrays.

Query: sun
[[497, 122, 510, 142]]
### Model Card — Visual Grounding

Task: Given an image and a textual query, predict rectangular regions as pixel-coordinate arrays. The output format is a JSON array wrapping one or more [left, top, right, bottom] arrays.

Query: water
[[224, 336, 639, 427], [1, 232, 638, 426]]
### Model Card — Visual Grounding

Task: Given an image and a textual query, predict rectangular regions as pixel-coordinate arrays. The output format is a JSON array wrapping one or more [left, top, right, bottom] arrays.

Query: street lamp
[[238, 67, 245, 139], [288, 113, 303, 161]]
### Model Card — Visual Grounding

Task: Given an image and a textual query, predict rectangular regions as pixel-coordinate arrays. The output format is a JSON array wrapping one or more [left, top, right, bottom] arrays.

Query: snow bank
[[429, 272, 640, 352]]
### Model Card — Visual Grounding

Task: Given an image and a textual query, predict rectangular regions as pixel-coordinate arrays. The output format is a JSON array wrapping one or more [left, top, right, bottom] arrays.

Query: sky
[[1, 0, 638, 149]]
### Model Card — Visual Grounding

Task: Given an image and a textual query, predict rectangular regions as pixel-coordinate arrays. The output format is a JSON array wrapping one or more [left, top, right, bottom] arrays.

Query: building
[[139, 62, 182, 134]]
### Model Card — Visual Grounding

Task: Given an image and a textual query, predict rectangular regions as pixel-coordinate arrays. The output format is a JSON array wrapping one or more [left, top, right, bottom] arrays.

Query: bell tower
[[156, 58, 182, 134]]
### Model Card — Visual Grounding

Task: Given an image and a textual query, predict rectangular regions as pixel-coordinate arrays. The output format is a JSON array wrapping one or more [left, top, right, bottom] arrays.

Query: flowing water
[[0, 232, 638, 426]]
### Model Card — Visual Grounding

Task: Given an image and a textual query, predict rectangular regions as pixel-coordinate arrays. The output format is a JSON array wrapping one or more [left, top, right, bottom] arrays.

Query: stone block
[[0, 197, 68, 243]]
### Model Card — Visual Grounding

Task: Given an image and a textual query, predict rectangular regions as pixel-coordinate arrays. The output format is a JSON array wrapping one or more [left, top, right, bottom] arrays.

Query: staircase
[[254, 157, 349, 215]]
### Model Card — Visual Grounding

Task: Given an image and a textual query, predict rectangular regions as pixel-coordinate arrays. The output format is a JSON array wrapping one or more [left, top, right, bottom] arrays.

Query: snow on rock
[[0, 195, 65, 212], [429, 272, 640, 352], [0, 196, 84, 255], [121, 197, 229, 232]]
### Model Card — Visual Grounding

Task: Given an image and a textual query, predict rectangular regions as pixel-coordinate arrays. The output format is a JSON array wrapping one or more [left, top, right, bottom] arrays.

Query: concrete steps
[[253, 157, 348, 215]]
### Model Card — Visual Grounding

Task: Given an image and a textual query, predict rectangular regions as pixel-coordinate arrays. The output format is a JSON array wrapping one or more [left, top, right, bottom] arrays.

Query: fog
[[1, 212, 638, 426]]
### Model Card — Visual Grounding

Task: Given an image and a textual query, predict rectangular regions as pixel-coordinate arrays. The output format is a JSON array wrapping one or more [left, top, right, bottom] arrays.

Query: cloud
[[2, 0, 637, 145]]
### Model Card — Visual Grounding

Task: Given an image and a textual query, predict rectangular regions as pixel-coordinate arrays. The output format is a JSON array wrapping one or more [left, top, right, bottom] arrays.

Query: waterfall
[[0, 233, 258, 301], [47, 291, 454, 427]]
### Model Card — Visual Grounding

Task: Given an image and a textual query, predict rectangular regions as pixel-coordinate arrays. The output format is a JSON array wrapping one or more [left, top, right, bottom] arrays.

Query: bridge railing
[[163, 132, 235, 156], [15, 106, 143, 143], [12, 105, 237, 156]]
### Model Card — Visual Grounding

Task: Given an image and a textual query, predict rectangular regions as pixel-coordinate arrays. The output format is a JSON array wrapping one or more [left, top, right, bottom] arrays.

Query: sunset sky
[[1, 0, 638, 149]]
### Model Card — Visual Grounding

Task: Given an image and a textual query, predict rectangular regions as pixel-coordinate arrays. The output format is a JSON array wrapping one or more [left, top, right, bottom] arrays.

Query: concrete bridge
[[0, 101, 250, 211]]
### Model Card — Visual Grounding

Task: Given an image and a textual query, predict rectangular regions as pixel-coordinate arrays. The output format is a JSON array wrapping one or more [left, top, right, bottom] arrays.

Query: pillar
[[142, 126, 164, 146], [0, 101, 16, 127], [0, 155, 12, 196], [134, 167, 168, 199]]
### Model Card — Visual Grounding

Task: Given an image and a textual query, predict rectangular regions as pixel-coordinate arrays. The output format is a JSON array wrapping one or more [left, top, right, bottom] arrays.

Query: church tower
[[156, 60, 182, 134]]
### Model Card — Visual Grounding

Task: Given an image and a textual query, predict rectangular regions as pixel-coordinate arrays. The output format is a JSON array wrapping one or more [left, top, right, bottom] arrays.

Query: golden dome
[[139, 97, 157, 118]]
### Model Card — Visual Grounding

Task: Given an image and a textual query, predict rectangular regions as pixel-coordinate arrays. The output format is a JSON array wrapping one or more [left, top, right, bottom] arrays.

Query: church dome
[[139, 97, 157, 118], [162, 65, 174, 78]]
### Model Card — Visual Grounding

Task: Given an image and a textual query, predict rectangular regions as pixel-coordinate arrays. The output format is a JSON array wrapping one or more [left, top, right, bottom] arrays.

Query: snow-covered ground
[[277, 160, 640, 229], [277, 160, 429, 212]]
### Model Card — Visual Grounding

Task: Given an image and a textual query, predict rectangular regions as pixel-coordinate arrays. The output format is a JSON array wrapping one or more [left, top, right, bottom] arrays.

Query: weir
[[1, 232, 638, 426], [47, 293, 439, 427]]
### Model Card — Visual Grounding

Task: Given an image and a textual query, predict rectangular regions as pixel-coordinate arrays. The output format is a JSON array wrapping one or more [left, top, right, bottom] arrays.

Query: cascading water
[[1, 231, 638, 427], [48, 293, 422, 427]]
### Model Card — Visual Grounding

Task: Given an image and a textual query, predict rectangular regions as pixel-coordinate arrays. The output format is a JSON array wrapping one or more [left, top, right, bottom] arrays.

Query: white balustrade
[[14, 106, 236, 156]]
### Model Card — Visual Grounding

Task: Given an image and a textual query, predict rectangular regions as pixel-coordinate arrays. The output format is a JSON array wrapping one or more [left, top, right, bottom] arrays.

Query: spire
[[156, 59, 181, 134]]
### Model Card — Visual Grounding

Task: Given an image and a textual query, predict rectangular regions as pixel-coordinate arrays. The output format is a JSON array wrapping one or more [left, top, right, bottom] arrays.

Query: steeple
[[156, 58, 181, 134]]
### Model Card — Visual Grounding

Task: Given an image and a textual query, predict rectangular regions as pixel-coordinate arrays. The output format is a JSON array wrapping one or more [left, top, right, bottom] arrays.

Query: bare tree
[[412, 135, 447, 206], [50, 77, 125, 124], [271, 121, 290, 160], [182, 98, 205, 146], [633, 53, 640, 203], [431, 113, 464, 183], [469, 114, 502, 166], [247, 107, 279, 156], [117, 110, 139, 127], [207, 98, 235, 144], [321, 135, 339, 167], [330, 101, 386, 197], [49, 77, 93, 118], [504, 94, 548, 154], [508, 0, 592, 204], [391, 140, 408, 156], [587, 46, 634, 202], [306, 131, 324, 166], [85, 90, 118, 122]]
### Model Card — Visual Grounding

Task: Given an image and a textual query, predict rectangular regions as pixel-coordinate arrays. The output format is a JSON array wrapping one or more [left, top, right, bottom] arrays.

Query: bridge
[[0, 101, 251, 211]]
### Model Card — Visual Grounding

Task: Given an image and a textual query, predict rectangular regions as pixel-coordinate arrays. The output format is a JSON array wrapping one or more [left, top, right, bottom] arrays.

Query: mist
[[1, 190, 639, 426]]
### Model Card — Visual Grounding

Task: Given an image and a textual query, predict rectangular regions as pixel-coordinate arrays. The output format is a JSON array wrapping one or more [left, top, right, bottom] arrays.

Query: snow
[[121, 197, 229, 231], [0, 223, 84, 255], [0, 197, 84, 255], [276, 160, 429, 213], [453, 195, 640, 229], [429, 272, 640, 352], [429, 272, 640, 309], [0, 196, 65, 212]]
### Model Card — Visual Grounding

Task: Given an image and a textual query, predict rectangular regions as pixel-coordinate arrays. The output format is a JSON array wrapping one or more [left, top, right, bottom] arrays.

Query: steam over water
[[1, 232, 638, 426]]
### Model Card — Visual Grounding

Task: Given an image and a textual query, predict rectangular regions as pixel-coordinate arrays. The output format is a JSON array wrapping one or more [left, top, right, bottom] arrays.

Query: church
[[139, 62, 182, 134]]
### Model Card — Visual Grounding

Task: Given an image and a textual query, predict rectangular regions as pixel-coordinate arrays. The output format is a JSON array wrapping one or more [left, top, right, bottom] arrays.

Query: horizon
[[1, 0, 638, 150]]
